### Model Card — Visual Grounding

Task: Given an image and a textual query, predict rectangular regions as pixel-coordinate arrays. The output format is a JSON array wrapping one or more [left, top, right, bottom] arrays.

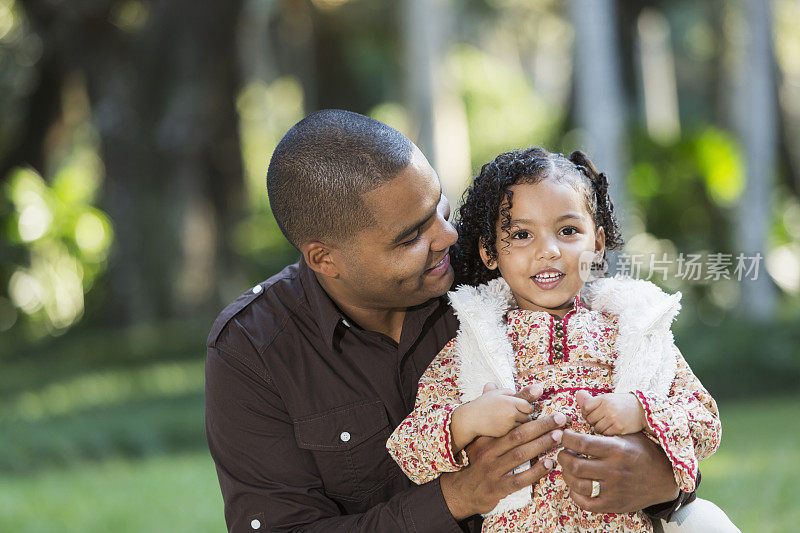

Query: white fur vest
[[447, 275, 682, 516]]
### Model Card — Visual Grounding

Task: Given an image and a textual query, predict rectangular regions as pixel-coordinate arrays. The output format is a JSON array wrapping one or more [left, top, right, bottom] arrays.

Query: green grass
[[0, 452, 226, 533], [0, 396, 796, 532], [0, 392, 206, 472]]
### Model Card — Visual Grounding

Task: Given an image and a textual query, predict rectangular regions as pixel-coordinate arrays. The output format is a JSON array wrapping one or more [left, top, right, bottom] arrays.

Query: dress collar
[[509, 294, 585, 320]]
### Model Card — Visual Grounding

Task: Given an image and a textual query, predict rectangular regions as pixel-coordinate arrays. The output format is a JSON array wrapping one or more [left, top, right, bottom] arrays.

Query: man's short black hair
[[267, 109, 414, 248]]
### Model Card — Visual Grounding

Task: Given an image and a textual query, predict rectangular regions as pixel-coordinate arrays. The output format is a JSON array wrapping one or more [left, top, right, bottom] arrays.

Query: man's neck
[[315, 273, 407, 344]]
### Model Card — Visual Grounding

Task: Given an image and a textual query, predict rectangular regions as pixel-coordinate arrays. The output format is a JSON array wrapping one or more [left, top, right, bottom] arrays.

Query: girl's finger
[[514, 398, 534, 414], [593, 419, 612, 435], [515, 411, 532, 424], [576, 390, 601, 415], [584, 408, 604, 426]]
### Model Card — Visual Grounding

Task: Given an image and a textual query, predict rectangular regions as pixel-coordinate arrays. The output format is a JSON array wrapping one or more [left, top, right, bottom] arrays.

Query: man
[[205, 110, 692, 532]]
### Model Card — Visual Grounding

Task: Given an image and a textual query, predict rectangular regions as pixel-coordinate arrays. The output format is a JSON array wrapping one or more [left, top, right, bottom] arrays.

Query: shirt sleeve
[[642, 472, 700, 522], [205, 346, 466, 533], [633, 345, 721, 493], [386, 339, 470, 485]]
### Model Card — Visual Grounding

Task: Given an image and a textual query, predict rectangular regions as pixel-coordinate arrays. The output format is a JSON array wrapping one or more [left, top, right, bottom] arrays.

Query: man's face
[[335, 146, 458, 310]]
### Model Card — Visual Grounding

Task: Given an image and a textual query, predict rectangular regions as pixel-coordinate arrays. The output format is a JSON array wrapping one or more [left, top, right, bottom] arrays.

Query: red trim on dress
[[635, 390, 697, 484], [560, 297, 581, 363], [546, 296, 581, 365], [441, 404, 460, 468], [539, 386, 612, 402]]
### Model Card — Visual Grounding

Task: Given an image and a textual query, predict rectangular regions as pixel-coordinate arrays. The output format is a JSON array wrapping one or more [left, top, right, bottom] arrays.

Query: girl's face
[[480, 179, 605, 318]]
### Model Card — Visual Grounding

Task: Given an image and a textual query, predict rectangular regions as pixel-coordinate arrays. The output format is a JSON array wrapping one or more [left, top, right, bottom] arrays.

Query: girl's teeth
[[536, 273, 561, 280]]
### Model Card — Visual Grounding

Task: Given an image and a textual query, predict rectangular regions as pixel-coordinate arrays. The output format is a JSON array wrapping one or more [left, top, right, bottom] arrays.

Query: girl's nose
[[537, 239, 561, 260]]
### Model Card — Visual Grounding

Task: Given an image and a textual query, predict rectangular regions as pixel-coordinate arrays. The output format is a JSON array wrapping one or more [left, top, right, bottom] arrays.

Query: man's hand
[[558, 429, 679, 513], [440, 408, 567, 521], [577, 390, 647, 435]]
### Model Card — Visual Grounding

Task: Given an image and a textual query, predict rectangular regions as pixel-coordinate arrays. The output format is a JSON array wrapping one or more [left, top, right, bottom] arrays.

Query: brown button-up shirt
[[205, 259, 481, 532], [205, 260, 692, 532]]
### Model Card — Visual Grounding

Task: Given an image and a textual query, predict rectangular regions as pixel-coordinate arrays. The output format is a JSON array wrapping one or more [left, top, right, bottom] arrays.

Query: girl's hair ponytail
[[568, 151, 624, 252]]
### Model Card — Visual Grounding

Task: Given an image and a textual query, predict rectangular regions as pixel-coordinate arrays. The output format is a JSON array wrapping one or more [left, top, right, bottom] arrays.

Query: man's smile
[[425, 253, 450, 276]]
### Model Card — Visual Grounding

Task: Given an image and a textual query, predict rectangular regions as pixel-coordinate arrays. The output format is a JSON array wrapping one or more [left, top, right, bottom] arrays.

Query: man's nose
[[431, 216, 458, 252]]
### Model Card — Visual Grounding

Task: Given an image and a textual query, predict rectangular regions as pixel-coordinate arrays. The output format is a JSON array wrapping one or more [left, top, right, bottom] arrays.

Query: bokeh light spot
[[9, 270, 44, 314], [75, 211, 111, 257], [18, 203, 52, 241]]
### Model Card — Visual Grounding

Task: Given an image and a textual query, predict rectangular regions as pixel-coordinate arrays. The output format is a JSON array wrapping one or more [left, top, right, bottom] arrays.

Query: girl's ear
[[594, 226, 606, 260], [478, 240, 499, 270]]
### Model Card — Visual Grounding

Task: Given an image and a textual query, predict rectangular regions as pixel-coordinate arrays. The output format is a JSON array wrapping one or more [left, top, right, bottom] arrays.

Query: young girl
[[386, 147, 730, 532]]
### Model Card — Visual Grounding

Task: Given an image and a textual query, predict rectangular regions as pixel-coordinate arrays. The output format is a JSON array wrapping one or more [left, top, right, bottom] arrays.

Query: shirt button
[[340, 431, 351, 442], [252, 284, 263, 294], [250, 519, 261, 529]]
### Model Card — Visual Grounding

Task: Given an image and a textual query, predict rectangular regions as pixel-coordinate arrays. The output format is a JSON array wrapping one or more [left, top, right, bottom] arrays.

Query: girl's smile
[[531, 267, 566, 290]]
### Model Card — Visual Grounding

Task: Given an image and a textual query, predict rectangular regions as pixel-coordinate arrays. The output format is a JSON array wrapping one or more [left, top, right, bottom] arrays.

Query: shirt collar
[[298, 258, 447, 350], [298, 258, 349, 347]]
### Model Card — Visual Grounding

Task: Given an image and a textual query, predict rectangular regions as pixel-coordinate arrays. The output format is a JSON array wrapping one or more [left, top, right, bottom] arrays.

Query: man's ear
[[478, 240, 499, 270], [300, 241, 340, 279], [594, 226, 606, 260]]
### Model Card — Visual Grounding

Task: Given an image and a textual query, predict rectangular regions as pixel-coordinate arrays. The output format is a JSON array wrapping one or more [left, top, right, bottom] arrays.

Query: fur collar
[[448, 275, 680, 401]]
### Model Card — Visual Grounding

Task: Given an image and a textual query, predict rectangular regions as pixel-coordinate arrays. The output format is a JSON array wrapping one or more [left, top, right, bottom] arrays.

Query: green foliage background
[[1, 0, 799, 530]]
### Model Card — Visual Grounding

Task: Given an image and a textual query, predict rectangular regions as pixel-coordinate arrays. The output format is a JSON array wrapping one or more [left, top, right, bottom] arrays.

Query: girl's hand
[[451, 383, 536, 452], [576, 391, 647, 435]]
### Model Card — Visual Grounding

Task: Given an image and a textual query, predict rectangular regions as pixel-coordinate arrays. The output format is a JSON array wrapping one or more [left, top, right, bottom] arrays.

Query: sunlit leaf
[[694, 128, 744, 206]]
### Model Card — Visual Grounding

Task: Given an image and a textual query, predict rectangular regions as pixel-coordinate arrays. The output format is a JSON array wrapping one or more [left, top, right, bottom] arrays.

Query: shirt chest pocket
[[293, 400, 399, 502]]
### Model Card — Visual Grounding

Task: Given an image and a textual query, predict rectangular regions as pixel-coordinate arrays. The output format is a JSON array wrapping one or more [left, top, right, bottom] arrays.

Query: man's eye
[[401, 231, 421, 246]]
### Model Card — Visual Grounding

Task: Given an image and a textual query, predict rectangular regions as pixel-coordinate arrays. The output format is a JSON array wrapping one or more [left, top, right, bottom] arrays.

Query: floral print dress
[[386, 297, 721, 533]]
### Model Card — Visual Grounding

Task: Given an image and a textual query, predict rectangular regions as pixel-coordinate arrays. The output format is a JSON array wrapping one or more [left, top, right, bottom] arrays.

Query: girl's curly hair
[[451, 147, 623, 287]]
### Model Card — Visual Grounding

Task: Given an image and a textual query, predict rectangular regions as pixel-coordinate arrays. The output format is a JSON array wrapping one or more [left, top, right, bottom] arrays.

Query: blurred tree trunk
[[278, 0, 318, 111], [635, 8, 680, 144], [19, 0, 246, 325], [402, 0, 470, 205], [568, 0, 629, 226], [238, 0, 281, 84], [403, 0, 440, 165], [732, 0, 777, 319]]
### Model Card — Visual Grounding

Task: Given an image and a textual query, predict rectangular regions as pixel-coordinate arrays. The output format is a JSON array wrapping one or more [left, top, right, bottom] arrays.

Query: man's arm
[[205, 347, 465, 533]]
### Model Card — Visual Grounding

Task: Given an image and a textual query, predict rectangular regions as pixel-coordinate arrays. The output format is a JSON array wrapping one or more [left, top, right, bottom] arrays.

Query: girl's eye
[[561, 226, 579, 236], [512, 230, 531, 240]]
